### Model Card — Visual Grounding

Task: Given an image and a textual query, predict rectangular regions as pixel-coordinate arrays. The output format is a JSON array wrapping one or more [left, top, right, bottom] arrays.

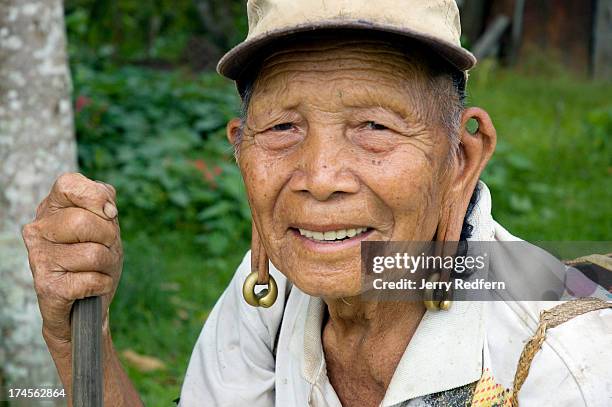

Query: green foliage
[[470, 61, 612, 240], [65, 0, 195, 63], [109, 231, 247, 406], [74, 64, 251, 255], [64, 0, 248, 67]]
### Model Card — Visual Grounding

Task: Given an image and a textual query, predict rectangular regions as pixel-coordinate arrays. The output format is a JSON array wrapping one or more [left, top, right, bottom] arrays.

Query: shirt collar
[[381, 301, 484, 405], [299, 297, 484, 405], [299, 181, 494, 404]]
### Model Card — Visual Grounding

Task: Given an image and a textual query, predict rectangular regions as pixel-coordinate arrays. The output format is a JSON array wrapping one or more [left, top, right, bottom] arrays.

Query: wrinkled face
[[236, 39, 461, 298]]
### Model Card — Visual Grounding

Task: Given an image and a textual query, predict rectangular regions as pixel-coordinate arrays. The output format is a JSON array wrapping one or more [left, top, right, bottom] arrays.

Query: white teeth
[[298, 227, 368, 242], [323, 231, 336, 240], [312, 231, 324, 240]]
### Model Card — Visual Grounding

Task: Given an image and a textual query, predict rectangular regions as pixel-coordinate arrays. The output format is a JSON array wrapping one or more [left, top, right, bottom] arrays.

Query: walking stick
[[71, 296, 103, 406]]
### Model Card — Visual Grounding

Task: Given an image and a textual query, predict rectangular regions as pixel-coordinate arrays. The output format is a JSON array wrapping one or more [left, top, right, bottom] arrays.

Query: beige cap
[[217, 0, 476, 81]]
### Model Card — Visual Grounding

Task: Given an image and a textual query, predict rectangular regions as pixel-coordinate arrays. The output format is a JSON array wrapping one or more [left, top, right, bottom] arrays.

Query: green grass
[[110, 231, 248, 406], [109, 64, 611, 405], [470, 61, 611, 241]]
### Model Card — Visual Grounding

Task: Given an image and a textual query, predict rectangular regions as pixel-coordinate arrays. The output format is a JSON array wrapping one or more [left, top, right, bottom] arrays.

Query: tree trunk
[[0, 0, 76, 404], [194, 0, 237, 49], [461, 0, 488, 44], [593, 0, 612, 80]]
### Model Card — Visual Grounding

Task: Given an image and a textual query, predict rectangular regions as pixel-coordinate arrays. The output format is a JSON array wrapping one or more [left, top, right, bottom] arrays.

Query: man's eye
[[270, 123, 294, 131], [365, 121, 388, 131]]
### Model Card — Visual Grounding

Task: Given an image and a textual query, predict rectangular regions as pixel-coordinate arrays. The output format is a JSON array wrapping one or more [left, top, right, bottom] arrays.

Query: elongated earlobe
[[251, 220, 269, 284], [437, 107, 496, 243], [428, 108, 496, 311], [243, 220, 277, 308]]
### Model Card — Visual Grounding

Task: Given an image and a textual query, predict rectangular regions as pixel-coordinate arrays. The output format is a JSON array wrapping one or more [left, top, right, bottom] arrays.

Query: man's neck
[[321, 297, 426, 407]]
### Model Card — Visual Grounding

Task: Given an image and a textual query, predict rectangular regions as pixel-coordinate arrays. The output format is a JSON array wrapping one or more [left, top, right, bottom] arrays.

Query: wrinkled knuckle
[[82, 247, 97, 267], [116, 247, 124, 263], [98, 275, 114, 296], [97, 181, 116, 199], [83, 274, 108, 297], [64, 285, 80, 301], [110, 226, 121, 244], [28, 252, 42, 270], [85, 245, 105, 267], [103, 183, 117, 201], [70, 209, 91, 231], [32, 277, 42, 293], [22, 223, 33, 240], [65, 276, 87, 301], [34, 279, 52, 297], [22, 223, 40, 243], [106, 183, 117, 197], [55, 173, 75, 192], [35, 198, 48, 218], [56, 172, 88, 197]]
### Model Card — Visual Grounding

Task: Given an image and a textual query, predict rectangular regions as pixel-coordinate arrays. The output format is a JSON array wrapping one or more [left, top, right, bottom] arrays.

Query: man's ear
[[226, 117, 242, 146], [455, 107, 497, 192], [436, 107, 496, 242]]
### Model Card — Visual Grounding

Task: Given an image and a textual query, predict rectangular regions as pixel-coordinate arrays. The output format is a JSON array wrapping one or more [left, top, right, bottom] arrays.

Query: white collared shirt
[[179, 183, 612, 406]]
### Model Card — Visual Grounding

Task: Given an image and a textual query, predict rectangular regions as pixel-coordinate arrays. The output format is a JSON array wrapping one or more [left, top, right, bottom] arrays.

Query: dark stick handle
[[71, 296, 103, 407]]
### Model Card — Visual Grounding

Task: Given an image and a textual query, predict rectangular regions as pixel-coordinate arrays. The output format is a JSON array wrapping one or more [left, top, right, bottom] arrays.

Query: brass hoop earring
[[244, 220, 277, 307], [243, 272, 278, 308], [423, 272, 453, 311]]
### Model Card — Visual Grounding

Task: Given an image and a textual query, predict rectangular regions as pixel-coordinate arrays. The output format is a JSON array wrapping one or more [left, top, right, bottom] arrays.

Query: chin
[[277, 257, 363, 298]]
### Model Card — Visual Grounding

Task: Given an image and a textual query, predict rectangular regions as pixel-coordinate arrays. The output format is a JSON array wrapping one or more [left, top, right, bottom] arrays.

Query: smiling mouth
[[293, 227, 372, 243]]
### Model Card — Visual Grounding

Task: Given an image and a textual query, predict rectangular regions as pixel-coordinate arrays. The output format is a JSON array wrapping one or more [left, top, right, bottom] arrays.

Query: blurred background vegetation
[[63, 0, 611, 405]]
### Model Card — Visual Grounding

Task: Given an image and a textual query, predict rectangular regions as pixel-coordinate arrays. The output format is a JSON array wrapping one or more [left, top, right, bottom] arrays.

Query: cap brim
[[217, 20, 476, 81]]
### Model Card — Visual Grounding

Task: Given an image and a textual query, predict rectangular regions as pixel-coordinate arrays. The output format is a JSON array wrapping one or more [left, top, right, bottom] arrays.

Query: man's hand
[[22, 172, 122, 346], [22, 173, 143, 406]]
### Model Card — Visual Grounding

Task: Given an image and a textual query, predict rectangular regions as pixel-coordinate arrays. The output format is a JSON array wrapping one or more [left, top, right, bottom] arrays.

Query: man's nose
[[288, 127, 360, 201]]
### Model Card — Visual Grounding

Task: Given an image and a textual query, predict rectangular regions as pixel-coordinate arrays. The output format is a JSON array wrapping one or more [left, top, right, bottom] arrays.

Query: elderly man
[[22, 1, 611, 406]]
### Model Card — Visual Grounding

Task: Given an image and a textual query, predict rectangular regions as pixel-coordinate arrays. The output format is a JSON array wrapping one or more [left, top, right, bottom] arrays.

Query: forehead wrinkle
[[249, 76, 295, 118], [260, 50, 417, 74], [250, 39, 437, 127], [256, 68, 414, 95], [341, 86, 425, 125], [257, 63, 415, 82], [253, 70, 430, 127], [255, 58, 429, 102], [256, 40, 428, 85], [252, 75, 419, 120], [260, 40, 411, 66], [258, 53, 423, 85]]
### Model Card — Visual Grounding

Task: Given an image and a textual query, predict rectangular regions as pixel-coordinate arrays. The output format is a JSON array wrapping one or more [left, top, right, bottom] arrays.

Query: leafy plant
[[73, 64, 251, 256], [471, 62, 612, 240], [64, 0, 248, 68]]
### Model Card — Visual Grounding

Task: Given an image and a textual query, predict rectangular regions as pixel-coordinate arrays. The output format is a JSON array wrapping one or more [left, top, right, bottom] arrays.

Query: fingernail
[[103, 202, 118, 218]]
